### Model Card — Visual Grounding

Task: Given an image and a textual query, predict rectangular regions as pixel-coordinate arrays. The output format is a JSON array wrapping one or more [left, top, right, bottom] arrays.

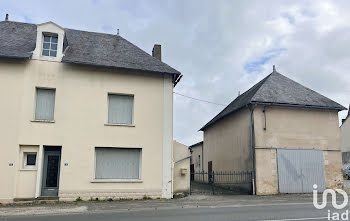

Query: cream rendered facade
[[341, 116, 350, 163], [254, 106, 343, 195], [203, 109, 251, 173], [0, 57, 174, 202], [202, 105, 343, 195], [173, 141, 190, 195], [190, 142, 203, 171]]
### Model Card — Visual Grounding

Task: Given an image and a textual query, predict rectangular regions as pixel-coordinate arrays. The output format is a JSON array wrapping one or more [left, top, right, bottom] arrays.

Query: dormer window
[[33, 22, 65, 61], [42, 34, 58, 57]]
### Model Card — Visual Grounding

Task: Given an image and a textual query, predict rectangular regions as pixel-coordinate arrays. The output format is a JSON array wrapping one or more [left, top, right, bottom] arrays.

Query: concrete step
[[13, 197, 59, 204]]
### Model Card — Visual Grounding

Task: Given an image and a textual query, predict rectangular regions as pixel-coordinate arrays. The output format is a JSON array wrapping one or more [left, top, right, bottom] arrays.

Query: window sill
[[104, 123, 135, 127], [20, 168, 37, 171], [31, 120, 55, 123], [91, 179, 142, 183]]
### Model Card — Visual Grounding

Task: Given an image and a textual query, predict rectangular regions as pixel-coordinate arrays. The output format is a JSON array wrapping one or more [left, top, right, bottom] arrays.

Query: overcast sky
[[1, 0, 349, 146]]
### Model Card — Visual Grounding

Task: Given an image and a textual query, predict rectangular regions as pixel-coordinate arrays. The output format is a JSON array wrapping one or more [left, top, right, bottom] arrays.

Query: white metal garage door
[[277, 149, 326, 193]]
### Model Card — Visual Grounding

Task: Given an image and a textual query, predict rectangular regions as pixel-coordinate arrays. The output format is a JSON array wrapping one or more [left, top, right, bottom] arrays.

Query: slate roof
[[189, 141, 203, 148], [0, 21, 37, 58], [0, 21, 180, 76], [200, 70, 346, 131]]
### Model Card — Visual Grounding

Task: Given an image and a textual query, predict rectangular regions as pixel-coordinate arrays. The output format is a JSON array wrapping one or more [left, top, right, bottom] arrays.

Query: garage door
[[277, 149, 326, 193]]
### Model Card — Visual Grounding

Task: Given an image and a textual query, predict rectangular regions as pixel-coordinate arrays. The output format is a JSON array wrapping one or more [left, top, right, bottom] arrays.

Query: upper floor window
[[42, 34, 58, 57], [108, 94, 134, 125], [35, 88, 56, 121]]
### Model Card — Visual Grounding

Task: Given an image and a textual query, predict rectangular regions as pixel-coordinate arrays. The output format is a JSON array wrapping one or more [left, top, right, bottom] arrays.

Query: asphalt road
[[0, 201, 345, 221]]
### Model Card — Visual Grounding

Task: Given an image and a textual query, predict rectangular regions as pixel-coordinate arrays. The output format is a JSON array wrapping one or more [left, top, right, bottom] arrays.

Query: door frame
[[41, 147, 62, 196]]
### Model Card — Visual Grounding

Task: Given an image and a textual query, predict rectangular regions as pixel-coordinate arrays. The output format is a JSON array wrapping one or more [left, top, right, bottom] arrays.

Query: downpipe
[[249, 104, 257, 195]]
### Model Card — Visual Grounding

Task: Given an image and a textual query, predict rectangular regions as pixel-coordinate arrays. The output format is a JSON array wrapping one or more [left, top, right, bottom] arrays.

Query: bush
[[142, 195, 152, 200]]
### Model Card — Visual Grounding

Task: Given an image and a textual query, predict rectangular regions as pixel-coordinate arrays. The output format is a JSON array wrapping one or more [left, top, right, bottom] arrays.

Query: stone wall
[[324, 151, 344, 189], [255, 148, 278, 195]]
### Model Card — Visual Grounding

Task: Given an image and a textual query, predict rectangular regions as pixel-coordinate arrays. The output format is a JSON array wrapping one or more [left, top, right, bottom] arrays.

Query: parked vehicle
[[344, 165, 350, 180]]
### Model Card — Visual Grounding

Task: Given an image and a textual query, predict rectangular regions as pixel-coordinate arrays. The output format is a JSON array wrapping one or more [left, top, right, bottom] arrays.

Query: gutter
[[174, 74, 183, 87], [250, 101, 346, 111]]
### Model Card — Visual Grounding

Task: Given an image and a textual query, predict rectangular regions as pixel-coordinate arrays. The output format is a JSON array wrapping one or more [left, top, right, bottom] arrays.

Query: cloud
[[1, 0, 349, 145], [244, 48, 287, 73]]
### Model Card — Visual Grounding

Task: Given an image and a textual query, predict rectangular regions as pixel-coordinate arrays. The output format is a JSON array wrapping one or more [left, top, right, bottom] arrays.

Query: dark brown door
[[190, 164, 194, 181], [208, 161, 213, 182]]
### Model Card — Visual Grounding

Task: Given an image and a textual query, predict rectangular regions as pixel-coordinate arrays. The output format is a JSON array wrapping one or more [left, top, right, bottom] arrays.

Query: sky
[[1, 0, 349, 146]]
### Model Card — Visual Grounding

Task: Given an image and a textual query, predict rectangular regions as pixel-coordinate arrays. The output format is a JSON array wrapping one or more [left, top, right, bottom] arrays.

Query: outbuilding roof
[[0, 21, 180, 77], [200, 70, 346, 131], [189, 141, 203, 148]]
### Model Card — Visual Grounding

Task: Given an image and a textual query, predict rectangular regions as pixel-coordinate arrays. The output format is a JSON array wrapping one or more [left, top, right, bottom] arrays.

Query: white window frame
[[92, 147, 142, 183], [106, 93, 135, 126], [23, 152, 37, 170], [31, 22, 65, 62], [32, 87, 56, 123], [42, 34, 58, 57]]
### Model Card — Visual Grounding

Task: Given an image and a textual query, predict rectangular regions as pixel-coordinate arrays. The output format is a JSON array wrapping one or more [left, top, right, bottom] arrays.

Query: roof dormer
[[32, 21, 65, 62]]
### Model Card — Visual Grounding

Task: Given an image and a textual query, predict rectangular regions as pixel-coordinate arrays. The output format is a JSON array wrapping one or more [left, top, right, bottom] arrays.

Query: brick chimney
[[152, 44, 161, 61]]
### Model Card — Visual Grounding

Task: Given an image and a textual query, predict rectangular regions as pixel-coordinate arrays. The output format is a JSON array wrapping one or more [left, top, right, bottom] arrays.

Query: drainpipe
[[249, 104, 257, 195], [201, 144, 204, 171]]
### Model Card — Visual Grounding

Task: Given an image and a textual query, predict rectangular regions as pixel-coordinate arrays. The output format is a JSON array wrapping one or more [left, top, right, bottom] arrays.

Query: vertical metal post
[[211, 171, 215, 195]]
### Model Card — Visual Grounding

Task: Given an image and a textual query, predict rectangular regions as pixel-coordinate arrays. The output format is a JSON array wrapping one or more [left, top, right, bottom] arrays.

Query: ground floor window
[[23, 152, 37, 169], [95, 147, 141, 180]]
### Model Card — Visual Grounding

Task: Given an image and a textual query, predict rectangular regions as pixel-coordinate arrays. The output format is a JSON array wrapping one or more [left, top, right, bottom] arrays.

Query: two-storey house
[[0, 18, 181, 203]]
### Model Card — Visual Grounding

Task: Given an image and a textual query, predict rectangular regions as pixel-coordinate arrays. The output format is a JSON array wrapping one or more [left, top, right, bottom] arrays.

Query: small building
[[200, 67, 346, 195], [0, 18, 182, 203], [341, 107, 350, 165], [173, 141, 190, 196], [189, 141, 204, 172]]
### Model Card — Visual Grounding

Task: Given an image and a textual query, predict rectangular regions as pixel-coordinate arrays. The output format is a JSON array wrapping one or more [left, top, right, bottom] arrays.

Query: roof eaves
[[199, 73, 272, 131], [0, 54, 31, 59], [199, 105, 249, 131], [189, 141, 203, 148], [250, 101, 346, 111], [61, 59, 180, 76]]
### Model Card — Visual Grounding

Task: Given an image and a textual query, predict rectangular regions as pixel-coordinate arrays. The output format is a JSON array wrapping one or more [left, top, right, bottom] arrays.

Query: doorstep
[[13, 197, 59, 204]]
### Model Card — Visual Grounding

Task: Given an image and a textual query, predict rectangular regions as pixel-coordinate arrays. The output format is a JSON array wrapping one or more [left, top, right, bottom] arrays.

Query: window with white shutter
[[35, 88, 56, 121], [95, 148, 141, 180], [108, 94, 134, 125]]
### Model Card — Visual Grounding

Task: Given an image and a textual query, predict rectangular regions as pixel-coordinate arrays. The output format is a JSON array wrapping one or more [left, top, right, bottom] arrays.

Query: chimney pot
[[152, 44, 161, 61], [5, 14, 9, 21]]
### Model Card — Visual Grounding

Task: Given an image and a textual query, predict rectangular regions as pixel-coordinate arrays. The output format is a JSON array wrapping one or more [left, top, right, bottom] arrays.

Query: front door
[[41, 147, 61, 196]]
